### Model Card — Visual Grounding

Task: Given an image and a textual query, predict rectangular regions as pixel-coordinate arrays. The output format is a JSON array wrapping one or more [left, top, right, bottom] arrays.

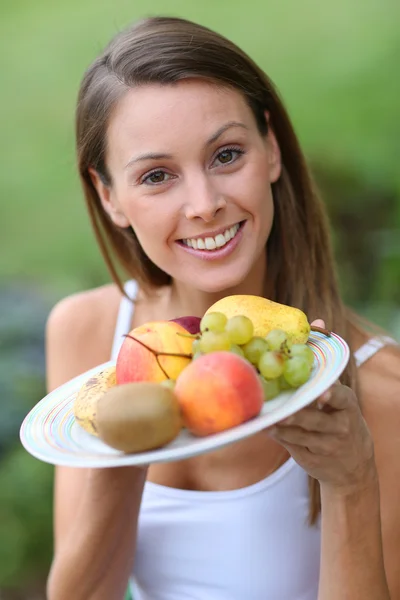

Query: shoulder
[[46, 283, 122, 336], [46, 283, 124, 390], [357, 342, 400, 472], [358, 342, 400, 411]]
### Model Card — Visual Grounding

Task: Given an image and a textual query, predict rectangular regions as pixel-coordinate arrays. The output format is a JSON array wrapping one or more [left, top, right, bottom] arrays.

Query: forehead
[[106, 80, 255, 158]]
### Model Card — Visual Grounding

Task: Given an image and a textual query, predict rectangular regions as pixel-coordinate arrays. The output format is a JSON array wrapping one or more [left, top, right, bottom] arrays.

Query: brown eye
[[213, 147, 244, 168], [142, 170, 174, 185], [148, 171, 166, 183], [218, 150, 234, 164]]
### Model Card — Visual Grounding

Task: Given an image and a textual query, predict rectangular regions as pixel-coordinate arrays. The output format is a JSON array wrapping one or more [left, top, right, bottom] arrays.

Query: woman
[[46, 16, 400, 600]]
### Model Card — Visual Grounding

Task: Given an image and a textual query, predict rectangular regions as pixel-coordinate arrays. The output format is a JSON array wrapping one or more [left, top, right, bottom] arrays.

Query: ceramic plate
[[20, 331, 350, 468]]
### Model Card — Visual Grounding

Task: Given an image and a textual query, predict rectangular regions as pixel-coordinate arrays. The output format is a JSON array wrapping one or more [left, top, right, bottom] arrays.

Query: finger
[[269, 426, 339, 456], [319, 384, 355, 412], [275, 442, 313, 464], [317, 380, 341, 410], [279, 406, 342, 434], [311, 318, 326, 328]]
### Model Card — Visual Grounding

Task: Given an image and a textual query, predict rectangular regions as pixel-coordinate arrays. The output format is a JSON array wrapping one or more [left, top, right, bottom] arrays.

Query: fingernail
[[322, 390, 332, 402]]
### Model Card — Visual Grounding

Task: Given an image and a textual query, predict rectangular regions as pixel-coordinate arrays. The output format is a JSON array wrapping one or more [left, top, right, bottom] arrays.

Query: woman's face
[[94, 80, 281, 293]]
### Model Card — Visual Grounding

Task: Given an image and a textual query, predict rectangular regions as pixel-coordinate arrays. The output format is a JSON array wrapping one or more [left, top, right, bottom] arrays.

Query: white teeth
[[205, 237, 216, 250], [182, 223, 240, 251], [215, 233, 227, 248]]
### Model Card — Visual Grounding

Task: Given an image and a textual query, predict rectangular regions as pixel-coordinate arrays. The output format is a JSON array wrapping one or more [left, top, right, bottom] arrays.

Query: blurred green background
[[1, 0, 399, 597]]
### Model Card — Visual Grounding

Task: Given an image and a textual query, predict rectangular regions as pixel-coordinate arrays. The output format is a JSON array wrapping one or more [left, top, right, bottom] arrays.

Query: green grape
[[192, 338, 201, 354], [231, 344, 245, 358], [160, 379, 176, 390], [259, 376, 281, 401], [258, 351, 285, 380], [278, 375, 292, 391], [289, 344, 314, 368], [265, 329, 291, 352], [242, 336, 269, 365], [200, 312, 227, 333], [225, 315, 254, 345], [283, 356, 312, 388], [199, 330, 231, 353]]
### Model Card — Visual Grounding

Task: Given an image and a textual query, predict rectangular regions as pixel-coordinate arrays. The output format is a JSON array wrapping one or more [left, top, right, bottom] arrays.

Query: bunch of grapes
[[194, 312, 314, 402]]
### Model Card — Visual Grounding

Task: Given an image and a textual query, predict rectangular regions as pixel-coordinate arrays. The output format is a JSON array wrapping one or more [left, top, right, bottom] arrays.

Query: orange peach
[[116, 321, 194, 384], [174, 351, 264, 436]]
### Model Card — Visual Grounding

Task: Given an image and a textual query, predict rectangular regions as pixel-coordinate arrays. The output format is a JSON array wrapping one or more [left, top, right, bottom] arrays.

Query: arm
[[319, 472, 390, 600], [276, 386, 391, 600], [45, 292, 147, 600], [318, 344, 400, 600], [359, 345, 400, 599], [267, 322, 399, 599]]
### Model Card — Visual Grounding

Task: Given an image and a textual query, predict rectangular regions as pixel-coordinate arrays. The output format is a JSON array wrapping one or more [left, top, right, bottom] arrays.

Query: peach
[[174, 351, 264, 436], [116, 321, 194, 384]]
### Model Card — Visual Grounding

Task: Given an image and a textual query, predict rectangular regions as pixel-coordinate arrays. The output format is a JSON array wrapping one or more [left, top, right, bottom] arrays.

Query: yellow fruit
[[73, 366, 117, 435], [205, 295, 310, 345]]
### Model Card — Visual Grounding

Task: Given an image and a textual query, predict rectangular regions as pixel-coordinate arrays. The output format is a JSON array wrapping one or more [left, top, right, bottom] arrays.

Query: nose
[[183, 174, 226, 222]]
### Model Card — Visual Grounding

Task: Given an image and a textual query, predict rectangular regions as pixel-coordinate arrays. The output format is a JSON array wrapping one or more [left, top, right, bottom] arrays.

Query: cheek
[[224, 162, 274, 217], [120, 194, 167, 231], [120, 197, 177, 258]]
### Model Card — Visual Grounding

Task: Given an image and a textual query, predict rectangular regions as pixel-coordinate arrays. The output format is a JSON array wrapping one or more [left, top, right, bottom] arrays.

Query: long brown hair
[[76, 15, 358, 523]]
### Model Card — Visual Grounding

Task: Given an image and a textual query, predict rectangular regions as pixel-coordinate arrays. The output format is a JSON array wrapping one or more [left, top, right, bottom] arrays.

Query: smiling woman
[[89, 81, 279, 293], [45, 15, 400, 600], [83, 82, 276, 299]]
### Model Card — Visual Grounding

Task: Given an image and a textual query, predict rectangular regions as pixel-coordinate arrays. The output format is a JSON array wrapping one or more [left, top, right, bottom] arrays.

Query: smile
[[181, 222, 241, 251], [177, 221, 245, 261]]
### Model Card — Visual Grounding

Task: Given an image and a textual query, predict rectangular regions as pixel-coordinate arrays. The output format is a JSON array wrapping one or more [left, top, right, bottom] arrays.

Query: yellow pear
[[74, 365, 117, 436], [205, 295, 310, 345]]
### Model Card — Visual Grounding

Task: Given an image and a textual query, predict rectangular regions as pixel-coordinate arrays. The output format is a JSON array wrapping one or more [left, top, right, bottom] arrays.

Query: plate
[[20, 331, 350, 468]]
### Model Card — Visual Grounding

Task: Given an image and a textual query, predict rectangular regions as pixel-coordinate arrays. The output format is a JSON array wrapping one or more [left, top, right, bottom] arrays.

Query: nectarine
[[116, 321, 193, 384], [174, 351, 263, 436]]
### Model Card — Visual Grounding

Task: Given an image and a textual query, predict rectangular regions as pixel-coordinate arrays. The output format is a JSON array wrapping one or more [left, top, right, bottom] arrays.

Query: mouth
[[176, 221, 246, 260]]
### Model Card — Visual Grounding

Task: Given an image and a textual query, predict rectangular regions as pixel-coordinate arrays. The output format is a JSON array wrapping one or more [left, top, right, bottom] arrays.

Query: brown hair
[[76, 15, 358, 523]]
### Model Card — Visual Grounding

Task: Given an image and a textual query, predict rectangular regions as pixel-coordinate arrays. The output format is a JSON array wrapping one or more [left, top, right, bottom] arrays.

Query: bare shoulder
[[46, 283, 123, 391], [358, 342, 400, 463], [358, 343, 400, 412]]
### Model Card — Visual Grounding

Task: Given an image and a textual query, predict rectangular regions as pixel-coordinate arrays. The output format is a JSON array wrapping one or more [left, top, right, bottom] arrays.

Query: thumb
[[311, 318, 325, 328]]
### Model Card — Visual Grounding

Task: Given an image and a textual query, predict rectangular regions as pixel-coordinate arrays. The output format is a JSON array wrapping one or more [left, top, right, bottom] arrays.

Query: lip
[[178, 221, 242, 242], [176, 221, 246, 262]]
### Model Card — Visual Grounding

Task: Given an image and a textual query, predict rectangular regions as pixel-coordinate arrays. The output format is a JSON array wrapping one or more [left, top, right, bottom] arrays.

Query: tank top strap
[[110, 280, 138, 361], [354, 335, 398, 367]]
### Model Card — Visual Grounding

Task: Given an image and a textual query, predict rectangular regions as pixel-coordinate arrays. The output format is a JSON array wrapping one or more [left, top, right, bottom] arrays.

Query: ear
[[264, 111, 282, 184], [88, 167, 130, 228]]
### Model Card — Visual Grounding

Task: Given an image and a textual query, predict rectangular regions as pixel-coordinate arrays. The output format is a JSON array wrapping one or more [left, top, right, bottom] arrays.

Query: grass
[[1, 0, 399, 293]]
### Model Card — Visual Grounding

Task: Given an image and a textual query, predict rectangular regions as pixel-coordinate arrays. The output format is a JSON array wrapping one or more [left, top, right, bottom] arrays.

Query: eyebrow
[[124, 121, 249, 170]]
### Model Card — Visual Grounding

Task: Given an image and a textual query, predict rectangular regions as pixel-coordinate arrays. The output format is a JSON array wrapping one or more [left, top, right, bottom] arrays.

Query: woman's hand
[[267, 320, 377, 494]]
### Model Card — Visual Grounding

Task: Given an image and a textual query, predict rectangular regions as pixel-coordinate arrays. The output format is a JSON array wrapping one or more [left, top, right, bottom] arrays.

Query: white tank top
[[111, 280, 397, 600]]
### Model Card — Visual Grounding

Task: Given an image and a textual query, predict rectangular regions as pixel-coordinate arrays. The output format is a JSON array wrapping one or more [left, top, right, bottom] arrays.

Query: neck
[[168, 251, 267, 318]]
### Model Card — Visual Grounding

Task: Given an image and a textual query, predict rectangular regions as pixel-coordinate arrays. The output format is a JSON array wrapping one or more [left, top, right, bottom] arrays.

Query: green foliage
[[0, 447, 53, 588]]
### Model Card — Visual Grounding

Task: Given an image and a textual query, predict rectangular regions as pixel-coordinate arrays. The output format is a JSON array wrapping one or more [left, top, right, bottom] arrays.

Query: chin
[[187, 266, 252, 295]]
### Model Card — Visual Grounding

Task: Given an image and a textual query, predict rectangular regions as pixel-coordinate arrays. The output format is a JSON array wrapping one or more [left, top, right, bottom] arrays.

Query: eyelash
[[213, 145, 245, 167], [140, 145, 246, 186]]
